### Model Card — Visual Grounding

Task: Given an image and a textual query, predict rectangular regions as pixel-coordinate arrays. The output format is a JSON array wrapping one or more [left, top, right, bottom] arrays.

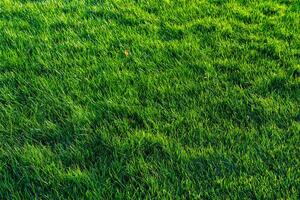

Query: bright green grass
[[0, 0, 299, 199]]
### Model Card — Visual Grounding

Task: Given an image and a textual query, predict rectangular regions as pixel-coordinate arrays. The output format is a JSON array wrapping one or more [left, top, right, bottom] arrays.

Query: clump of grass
[[0, 0, 299, 199]]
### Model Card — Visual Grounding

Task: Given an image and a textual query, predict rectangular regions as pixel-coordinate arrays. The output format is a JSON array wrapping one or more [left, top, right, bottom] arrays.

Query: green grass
[[0, 0, 299, 199]]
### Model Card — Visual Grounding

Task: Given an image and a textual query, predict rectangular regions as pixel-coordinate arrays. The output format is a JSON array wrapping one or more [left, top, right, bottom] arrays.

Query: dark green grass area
[[0, 0, 300, 199]]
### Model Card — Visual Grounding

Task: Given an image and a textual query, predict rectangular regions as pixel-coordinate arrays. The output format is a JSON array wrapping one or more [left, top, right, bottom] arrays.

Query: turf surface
[[0, 0, 300, 199]]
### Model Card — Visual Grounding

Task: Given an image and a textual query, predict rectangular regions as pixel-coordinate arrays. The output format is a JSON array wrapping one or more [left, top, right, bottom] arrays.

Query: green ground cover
[[0, 0, 299, 199]]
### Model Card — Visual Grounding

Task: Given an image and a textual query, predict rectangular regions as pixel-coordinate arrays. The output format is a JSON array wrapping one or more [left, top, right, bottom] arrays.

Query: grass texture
[[0, 0, 300, 199]]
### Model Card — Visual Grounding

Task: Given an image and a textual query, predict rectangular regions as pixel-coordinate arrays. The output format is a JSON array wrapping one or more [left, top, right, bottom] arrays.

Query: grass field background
[[0, 0, 299, 199]]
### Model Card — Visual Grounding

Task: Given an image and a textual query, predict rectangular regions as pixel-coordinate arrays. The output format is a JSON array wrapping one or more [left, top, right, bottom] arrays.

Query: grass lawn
[[0, 0, 299, 199]]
